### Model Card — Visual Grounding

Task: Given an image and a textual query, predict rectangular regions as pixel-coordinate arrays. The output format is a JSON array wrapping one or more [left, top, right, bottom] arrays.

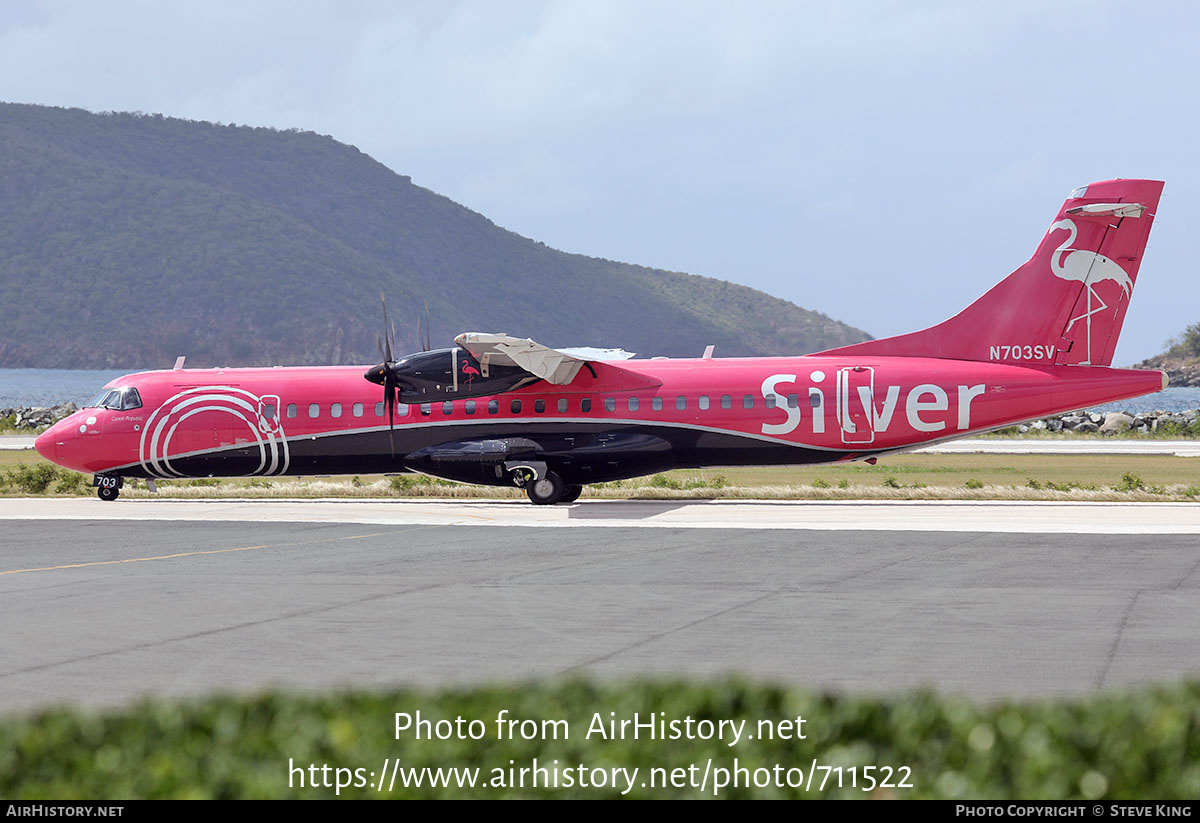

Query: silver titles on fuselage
[[760, 371, 985, 438]]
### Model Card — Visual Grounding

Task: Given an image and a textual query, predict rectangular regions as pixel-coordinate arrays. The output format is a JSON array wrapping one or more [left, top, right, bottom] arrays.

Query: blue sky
[[3, 1, 1196, 362]]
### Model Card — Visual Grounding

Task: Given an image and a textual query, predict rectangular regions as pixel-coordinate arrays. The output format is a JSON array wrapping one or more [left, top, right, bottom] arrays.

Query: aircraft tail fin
[[818, 179, 1164, 366]]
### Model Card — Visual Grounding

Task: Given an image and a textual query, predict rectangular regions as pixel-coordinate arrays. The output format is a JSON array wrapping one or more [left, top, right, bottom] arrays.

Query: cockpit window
[[87, 387, 142, 410], [88, 390, 118, 408]]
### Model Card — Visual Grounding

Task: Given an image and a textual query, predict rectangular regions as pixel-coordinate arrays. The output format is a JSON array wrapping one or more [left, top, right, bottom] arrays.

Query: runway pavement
[[0, 435, 36, 450], [918, 438, 1200, 456], [2, 500, 1199, 712], [5, 497, 1200, 533]]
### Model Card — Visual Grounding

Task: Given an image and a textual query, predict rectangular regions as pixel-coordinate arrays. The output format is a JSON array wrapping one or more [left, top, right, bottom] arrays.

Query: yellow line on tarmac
[[0, 529, 403, 576], [0, 544, 271, 575]]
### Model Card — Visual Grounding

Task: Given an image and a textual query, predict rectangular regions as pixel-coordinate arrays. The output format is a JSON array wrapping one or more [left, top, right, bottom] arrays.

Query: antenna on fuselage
[[173, 356, 186, 370]]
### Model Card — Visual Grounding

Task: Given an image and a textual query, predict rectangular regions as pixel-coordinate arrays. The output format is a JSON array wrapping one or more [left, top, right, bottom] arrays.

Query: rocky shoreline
[[1013, 408, 1199, 435], [0, 403, 78, 430]]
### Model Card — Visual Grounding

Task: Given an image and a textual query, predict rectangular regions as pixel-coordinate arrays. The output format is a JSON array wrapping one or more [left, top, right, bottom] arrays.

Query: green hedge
[[3, 681, 1198, 798]]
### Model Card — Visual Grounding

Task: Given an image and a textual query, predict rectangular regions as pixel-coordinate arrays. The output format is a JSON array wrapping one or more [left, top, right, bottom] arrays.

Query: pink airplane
[[36, 179, 1167, 504]]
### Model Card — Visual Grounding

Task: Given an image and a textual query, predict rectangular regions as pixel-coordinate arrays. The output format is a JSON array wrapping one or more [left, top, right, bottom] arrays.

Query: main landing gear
[[526, 471, 564, 505], [508, 465, 583, 505]]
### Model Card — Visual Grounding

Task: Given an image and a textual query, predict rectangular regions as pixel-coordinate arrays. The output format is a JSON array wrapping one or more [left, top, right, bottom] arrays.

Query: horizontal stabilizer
[[1065, 203, 1147, 218]]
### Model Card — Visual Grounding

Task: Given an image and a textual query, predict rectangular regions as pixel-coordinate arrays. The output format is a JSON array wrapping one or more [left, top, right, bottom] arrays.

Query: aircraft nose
[[32, 415, 99, 474], [34, 424, 60, 463]]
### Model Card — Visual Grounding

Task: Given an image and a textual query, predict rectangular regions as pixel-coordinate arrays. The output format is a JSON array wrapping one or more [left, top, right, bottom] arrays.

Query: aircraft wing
[[454, 333, 636, 385]]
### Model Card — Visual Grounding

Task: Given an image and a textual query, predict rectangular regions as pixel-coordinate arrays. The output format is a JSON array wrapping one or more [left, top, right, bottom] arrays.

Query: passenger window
[[511, 399, 522, 414], [263, 404, 277, 420], [743, 395, 754, 409], [787, 394, 799, 409], [810, 392, 821, 408], [535, 399, 545, 413], [488, 399, 499, 414], [558, 398, 568, 413], [420, 403, 431, 416], [676, 396, 686, 410], [465, 400, 476, 415], [765, 396, 776, 409], [375, 402, 383, 417], [331, 402, 343, 418], [442, 401, 453, 415], [628, 397, 639, 412], [604, 398, 615, 412], [581, 398, 592, 413], [287, 404, 298, 419], [308, 403, 320, 418], [353, 402, 364, 417], [698, 395, 709, 410], [398, 403, 409, 417], [721, 395, 732, 410], [652, 397, 663, 411]]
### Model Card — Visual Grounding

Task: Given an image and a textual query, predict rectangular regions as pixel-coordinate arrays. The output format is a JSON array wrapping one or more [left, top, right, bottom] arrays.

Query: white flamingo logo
[[1049, 218, 1133, 365]]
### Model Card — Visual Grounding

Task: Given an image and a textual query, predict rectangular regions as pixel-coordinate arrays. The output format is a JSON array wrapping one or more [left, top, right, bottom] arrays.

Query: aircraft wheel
[[97, 485, 120, 502], [526, 471, 565, 505], [560, 485, 583, 503]]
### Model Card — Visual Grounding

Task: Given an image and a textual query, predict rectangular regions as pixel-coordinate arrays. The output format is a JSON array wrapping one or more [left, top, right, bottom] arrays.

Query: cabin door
[[837, 366, 875, 445]]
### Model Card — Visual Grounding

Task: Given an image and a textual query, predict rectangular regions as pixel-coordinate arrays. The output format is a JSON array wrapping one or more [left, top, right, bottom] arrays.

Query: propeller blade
[[376, 292, 398, 457], [380, 292, 394, 364], [385, 371, 396, 458], [423, 301, 431, 352]]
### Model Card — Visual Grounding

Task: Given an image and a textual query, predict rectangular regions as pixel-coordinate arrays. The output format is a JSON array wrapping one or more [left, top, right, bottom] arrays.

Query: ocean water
[[0, 369, 134, 408], [2, 368, 1199, 413], [1090, 387, 1200, 414]]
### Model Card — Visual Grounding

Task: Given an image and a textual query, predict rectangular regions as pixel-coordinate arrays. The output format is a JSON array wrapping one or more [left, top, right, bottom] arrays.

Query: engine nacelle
[[388, 348, 536, 402]]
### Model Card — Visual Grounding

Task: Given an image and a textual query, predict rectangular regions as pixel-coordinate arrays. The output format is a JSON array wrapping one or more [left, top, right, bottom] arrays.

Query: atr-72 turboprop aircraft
[[36, 179, 1167, 504]]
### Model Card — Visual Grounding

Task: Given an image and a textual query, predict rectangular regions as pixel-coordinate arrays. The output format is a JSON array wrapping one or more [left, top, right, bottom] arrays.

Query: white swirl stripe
[[139, 386, 289, 478]]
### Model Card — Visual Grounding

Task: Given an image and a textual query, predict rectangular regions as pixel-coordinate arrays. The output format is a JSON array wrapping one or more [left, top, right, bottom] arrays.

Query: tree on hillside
[[1163, 323, 1200, 360]]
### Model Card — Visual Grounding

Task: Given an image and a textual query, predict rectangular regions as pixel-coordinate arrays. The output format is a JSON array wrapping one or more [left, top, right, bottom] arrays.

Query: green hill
[[0, 103, 869, 369]]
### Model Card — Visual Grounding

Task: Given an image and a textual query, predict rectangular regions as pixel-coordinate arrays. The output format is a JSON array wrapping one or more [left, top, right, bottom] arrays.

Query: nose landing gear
[[93, 475, 122, 501]]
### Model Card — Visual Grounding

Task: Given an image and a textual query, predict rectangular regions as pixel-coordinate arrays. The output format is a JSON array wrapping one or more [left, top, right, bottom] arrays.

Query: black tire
[[526, 471, 565, 505], [97, 485, 119, 502], [560, 485, 583, 503]]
